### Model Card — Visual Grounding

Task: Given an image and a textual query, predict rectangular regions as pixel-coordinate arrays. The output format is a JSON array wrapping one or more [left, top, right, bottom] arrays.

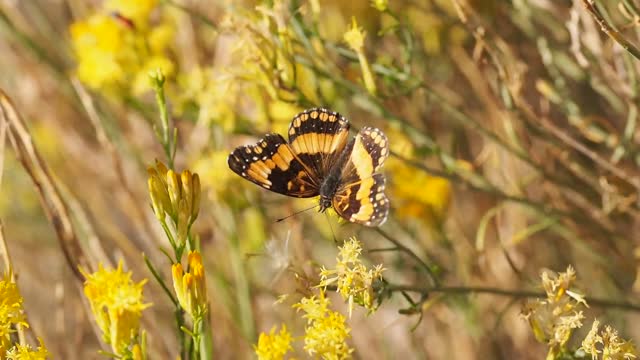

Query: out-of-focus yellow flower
[[521, 266, 586, 359], [5, 338, 49, 360], [254, 324, 293, 360], [80, 262, 151, 355], [293, 292, 352, 359], [148, 161, 201, 245], [172, 251, 208, 318], [70, 13, 131, 90], [105, 0, 157, 27], [318, 237, 385, 317], [0, 273, 28, 355], [70, 1, 174, 96], [386, 128, 451, 225], [581, 320, 638, 360], [371, 0, 388, 12], [344, 17, 376, 96]]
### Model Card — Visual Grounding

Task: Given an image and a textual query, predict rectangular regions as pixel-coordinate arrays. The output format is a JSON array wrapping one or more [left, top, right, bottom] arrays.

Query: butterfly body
[[228, 108, 389, 226]]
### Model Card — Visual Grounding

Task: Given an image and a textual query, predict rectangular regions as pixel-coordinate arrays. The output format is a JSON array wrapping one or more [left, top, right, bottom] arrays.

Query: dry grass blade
[[0, 88, 90, 280]]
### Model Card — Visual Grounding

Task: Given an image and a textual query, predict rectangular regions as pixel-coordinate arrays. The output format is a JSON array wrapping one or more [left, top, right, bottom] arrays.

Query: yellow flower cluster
[[294, 292, 353, 359], [318, 237, 385, 317], [254, 324, 293, 360], [521, 266, 587, 358], [581, 320, 637, 360], [5, 338, 49, 360], [70, 0, 174, 96], [0, 273, 28, 355], [0, 273, 50, 358], [81, 262, 151, 355], [148, 161, 201, 246], [172, 250, 208, 319]]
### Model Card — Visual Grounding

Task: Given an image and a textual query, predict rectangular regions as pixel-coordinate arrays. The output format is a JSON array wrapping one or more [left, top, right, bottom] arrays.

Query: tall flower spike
[[343, 17, 376, 96], [147, 161, 201, 245], [172, 250, 208, 318]]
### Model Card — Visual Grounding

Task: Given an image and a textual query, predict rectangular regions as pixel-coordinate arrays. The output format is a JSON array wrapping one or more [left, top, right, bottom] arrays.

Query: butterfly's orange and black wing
[[333, 127, 390, 226], [287, 108, 351, 180], [228, 133, 319, 197]]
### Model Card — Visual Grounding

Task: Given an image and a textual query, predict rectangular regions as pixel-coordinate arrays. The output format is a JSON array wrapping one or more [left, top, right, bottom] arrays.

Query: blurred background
[[1, 0, 640, 358]]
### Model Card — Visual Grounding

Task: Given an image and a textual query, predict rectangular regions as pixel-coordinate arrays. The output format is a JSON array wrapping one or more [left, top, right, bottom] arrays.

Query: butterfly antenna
[[275, 204, 319, 223], [324, 212, 339, 244]]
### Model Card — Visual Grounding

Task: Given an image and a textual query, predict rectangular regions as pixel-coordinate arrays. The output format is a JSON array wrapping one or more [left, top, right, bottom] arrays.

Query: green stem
[[386, 284, 640, 312]]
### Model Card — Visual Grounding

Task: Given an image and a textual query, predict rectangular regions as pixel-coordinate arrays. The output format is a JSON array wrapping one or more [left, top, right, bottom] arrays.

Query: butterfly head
[[318, 195, 332, 213]]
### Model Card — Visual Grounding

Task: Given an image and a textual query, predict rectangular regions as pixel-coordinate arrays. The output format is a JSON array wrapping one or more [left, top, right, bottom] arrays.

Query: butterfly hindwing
[[287, 108, 350, 179], [332, 126, 390, 226], [227, 133, 319, 197], [333, 173, 389, 226]]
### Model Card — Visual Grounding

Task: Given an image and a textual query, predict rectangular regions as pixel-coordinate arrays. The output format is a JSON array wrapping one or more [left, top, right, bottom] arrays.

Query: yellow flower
[[343, 17, 365, 51], [80, 261, 151, 355], [318, 238, 385, 317], [148, 161, 201, 245], [5, 338, 49, 360], [521, 266, 586, 358], [293, 292, 352, 359], [0, 273, 28, 354], [254, 324, 293, 360], [343, 17, 376, 96], [172, 251, 208, 318]]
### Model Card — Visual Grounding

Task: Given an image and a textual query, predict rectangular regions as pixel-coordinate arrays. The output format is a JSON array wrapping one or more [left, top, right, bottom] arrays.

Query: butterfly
[[227, 108, 389, 226]]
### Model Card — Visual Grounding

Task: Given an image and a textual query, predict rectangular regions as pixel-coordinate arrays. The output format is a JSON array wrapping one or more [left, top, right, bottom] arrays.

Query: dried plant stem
[[0, 89, 89, 280], [581, 0, 640, 61]]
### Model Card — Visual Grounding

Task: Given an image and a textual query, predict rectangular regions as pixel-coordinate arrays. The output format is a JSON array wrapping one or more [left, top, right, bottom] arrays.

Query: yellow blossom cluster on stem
[[293, 292, 353, 359], [0, 273, 27, 355], [172, 250, 208, 319], [318, 237, 385, 317], [5, 338, 50, 360], [0, 272, 50, 358], [254, 324, 293, 360], [80, 262, 151, 356], [521, 266, 587, 359], [70, 0, 174, 96], [581, 319, 638, 360]]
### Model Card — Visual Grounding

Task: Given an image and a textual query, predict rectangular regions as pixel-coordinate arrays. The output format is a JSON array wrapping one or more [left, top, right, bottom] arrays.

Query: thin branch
[[386, 284, 640, 312], [374, 228, 440, 286]]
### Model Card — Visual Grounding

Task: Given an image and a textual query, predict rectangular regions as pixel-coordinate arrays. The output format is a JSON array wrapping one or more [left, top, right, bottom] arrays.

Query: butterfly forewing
[[228, 133, 319, 197], [287, 108, 350, 179]]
